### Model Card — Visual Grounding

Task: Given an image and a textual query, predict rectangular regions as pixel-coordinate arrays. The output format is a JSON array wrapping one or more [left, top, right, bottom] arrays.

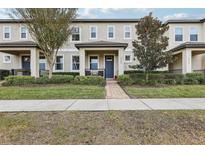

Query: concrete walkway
[[105, 80, 129, 99], [0, 98, 205, 112]]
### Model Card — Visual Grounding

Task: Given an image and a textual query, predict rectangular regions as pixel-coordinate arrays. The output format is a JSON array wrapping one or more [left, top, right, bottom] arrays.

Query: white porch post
[[182, 49, 192, 74], [118, 48, 124, 75], [30, 48, 39, 78], [80, 48, 85, 76]]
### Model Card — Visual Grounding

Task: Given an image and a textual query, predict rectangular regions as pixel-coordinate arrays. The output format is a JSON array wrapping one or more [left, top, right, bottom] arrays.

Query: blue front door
[[105, 55, 114, 78]]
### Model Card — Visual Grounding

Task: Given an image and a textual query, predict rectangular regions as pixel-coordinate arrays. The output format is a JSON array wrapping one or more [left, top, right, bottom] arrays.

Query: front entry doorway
[[105, 55, 114, 78], [21, 56, 30, 75]]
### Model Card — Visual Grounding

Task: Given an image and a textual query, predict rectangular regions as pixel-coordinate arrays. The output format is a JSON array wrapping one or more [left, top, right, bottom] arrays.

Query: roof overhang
[[169, 42, 205, 53], [0, 41, 40, 49], [75, 41, 128, 49]]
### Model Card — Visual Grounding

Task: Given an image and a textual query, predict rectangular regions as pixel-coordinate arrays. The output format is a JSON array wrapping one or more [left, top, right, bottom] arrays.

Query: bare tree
[[9, 8, 77, 78]]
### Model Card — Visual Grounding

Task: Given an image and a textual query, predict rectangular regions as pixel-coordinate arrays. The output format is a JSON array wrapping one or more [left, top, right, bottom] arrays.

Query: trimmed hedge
[[0, 70, 10, 80], [52, 72, 79, 77], [117, 75, 134, 86], [74, 76, 105, 86], [185, 73, 204, 84]]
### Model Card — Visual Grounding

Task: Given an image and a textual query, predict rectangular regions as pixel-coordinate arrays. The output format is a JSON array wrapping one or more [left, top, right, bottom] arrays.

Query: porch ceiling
[[75, 41, 128, 49]]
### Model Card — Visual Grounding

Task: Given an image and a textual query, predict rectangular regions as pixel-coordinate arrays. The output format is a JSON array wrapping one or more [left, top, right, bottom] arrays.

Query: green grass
[[1, 111, 205, 144], [0, 84, 105, 99], [124, 85, 205, 98]]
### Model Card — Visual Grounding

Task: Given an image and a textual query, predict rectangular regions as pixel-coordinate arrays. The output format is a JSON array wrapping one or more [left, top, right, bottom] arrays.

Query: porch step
[[105, 80, 130, 99]]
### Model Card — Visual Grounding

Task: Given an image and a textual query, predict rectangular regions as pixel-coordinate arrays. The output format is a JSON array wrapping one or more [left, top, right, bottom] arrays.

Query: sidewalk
[[0, 98, 205, 112]]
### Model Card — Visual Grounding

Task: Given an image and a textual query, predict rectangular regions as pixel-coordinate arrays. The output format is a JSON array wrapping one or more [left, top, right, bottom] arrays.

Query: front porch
[[169, 42, 205, 74], [75, 41, 128, 79]]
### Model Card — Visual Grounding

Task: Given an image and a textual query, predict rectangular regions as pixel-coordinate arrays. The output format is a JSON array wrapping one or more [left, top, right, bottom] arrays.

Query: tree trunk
[[48, 63, 53, 79], [145, 72, 149, 83]]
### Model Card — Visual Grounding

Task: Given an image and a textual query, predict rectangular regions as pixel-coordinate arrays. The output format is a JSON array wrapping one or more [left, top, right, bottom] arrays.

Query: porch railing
[[11, 69, 31, 76], [85, 68, 106, 78]]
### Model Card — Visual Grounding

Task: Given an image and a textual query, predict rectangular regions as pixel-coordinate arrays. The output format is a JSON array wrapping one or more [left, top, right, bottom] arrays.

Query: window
[[71, 27, 80, 41], [107, 26, 115, 39], [124, 54, 132, 63], [90, 56, 98, 70], [39, 57, 46, 70], [190, 27, 198, 41], [20, 26, 27, 39], [175, 27, 183, 42], [3, 26, 11, 40], [3, 55, 11, 63], [55, 55, 63, 71], [90, 26, 97, 39], [124, 26, 131, 39], [72, 55, 80, 71]]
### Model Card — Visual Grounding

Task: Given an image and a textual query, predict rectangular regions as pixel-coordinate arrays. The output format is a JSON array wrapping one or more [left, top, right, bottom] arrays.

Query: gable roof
[[75, 40, 128, 49]]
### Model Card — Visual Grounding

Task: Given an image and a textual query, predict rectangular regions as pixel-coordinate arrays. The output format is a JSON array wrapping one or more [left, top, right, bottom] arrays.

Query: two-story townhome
[[0, 18, 205, 78]]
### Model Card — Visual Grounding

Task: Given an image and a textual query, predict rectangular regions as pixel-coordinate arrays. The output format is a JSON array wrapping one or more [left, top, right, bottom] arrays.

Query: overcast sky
[[0, 8, 205, 21]]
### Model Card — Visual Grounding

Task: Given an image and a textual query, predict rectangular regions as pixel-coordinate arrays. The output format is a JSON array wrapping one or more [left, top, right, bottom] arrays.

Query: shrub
[[163, 79, 177, 85], [4, 76, 35, 86], [184, 78, 199, 85], [53, 72, 79, 77], [117, 75, 134, 86], [3, 75, 74, 86], [185, 73, 204, 84], [74, 76, 105, 86], [0, 70, 10, 80], [164, 74, 185, 84]]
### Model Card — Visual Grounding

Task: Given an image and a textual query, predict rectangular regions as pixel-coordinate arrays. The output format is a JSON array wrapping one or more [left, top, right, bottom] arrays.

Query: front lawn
[[0, 84, 105, 99], [124, 85, 205, 98], [0, 111, 205, 144]]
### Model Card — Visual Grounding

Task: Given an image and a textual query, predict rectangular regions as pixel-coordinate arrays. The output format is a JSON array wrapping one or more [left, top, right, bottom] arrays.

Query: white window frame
[[3, 55, 11, 64], [88, 54, 99, 70], [70, 26, 81, 42], [124, 25, 132, 39], [3, 26, 11, 40], [174, 27, 183, 43], [107, 25, 115, 39], [71, 54, 80, 72], [19, 26, 28, 40], [89, 26, 97, 39], [189, 27, 198, 42], [54, 54, 64, 72], [124, 54, 132, 63]]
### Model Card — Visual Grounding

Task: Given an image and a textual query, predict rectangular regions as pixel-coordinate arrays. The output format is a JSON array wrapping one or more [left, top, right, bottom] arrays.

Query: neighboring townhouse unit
[[0, 18, 205, 78]]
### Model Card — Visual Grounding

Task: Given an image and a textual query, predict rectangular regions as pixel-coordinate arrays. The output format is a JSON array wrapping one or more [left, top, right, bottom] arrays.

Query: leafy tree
[[132, 13, 172, 83], [9, 8, 77, 78]]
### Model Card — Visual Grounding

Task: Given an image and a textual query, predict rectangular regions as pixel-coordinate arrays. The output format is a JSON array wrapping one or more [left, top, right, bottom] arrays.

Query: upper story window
[[107, 26, 115, 39], [20, 26, 27, 39], [175, 27, 183, 42], [3, 26, 11, 40], [71, 27, 80, 42], [90, 26, 97, 39], [124, 26, 131, 39], [190, 27, 198, 42]]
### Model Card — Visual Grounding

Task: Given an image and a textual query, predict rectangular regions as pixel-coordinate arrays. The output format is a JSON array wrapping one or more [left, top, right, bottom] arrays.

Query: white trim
[[125, 48, 133, 52], [19, 25, 28, 40], [58, 48, 79, 52], [124, 25, 132, 39], [174, 27, 184, 43], [88, 54, 99, 70], [89, 25, 97, 40], [70, 26, 81, 43], [107, 25, 115, 40], [189, 27, 198, 42], [3, 55, 11, 64], [70, 54, 80, 72], [124, 53, 132, 63], [3, 26, 11, 40], [103, 54, 116, 77], [53, 54, 64, 72]]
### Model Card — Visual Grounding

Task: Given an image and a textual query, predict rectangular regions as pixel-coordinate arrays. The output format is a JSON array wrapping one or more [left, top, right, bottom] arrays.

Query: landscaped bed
[[0, 111, 205, 144], [0, 84, 105, 99], [124, 85, 205, 98]]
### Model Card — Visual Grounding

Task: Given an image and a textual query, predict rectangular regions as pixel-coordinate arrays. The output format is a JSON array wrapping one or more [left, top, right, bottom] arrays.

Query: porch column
[[118, 48, 124, 75], [80, 48, 85, 76], [30, 48, 39, 78], [182, 49, 192, 74]]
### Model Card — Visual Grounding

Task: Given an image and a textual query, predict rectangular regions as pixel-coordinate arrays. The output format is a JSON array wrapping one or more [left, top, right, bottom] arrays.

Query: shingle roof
[[0, 41, 39, 48], [75, 40, 128, 49], [169, 42, 205, 52]]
